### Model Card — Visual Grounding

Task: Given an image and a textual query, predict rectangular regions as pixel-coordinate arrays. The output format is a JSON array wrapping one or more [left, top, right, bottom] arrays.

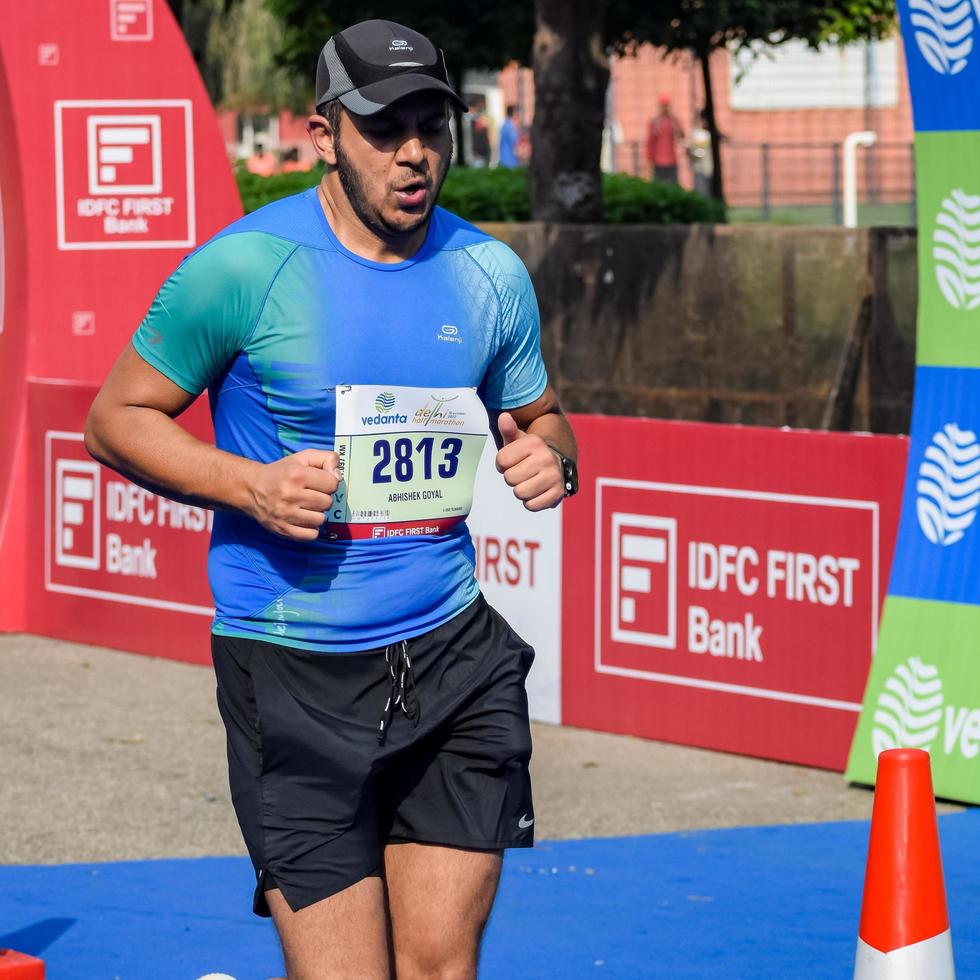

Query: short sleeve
[[132, 231, 297, 395], [469, 240, 548, 410]]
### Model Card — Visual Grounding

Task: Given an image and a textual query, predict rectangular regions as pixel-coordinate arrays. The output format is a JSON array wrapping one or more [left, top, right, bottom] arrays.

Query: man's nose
[[397, 136, 425, 166]]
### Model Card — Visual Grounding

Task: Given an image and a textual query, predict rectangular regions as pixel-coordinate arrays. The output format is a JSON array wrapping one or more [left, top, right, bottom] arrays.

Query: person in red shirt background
[[646, 94, 684, 184]]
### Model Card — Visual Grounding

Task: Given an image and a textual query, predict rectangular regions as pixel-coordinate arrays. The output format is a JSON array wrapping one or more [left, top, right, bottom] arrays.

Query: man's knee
[[393, 944, 478, 980], [393, 922, 482, 980]]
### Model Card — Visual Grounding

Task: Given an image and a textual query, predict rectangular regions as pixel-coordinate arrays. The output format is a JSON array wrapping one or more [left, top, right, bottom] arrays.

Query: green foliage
[[610, 0, 897, 55], [235, 164, 727, 224], [235, 161, 322, 211], [209, 0, 302, 112], [263, 0, 535, 103], [439, 167, 534, 222], [257, 0, 897, 78], [602, 172, 727, 224], [168, 0, 304, 110]]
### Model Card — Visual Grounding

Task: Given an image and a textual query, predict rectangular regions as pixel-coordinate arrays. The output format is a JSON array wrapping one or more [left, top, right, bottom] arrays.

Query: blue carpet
[[2, 810, 977, 979]]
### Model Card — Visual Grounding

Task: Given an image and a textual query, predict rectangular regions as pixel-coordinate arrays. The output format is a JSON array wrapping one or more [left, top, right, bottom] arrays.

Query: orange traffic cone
[[853, 748, 955, 979], [0, 949, 44, 978]]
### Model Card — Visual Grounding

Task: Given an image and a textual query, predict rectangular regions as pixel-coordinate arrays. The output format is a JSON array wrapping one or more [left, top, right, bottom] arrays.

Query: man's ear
[[307, 113, 338, 166]]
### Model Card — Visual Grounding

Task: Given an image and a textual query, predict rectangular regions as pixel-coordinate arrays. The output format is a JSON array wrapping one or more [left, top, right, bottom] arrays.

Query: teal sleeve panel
[[467, 240, 549, 410], [132, 232, 298, 395]]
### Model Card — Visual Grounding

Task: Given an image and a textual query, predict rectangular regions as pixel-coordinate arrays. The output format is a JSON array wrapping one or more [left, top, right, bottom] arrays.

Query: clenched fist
[[495, 412, 565, 512], [246, 449, 342, 540]]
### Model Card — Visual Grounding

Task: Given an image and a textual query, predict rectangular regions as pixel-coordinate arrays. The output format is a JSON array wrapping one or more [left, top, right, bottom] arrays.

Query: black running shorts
[[212, 595, 535, 917]]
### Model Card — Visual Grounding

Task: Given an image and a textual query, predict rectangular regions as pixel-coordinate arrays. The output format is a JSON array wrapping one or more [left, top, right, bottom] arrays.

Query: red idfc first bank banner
[[562, 416, 908, 769], [0, 1, 241, 653], [27, 383, 215, 662]]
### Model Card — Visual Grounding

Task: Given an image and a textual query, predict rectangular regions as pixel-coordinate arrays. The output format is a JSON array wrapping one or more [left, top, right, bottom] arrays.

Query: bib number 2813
[[372, 436, 463, 484]]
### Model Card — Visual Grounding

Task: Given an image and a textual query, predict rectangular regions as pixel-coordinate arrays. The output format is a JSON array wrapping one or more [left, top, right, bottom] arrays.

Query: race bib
[[326, 385, 489, 540]]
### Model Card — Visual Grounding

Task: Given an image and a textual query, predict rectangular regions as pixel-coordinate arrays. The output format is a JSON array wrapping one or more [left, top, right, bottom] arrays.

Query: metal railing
[[613, 139, 916, 226]]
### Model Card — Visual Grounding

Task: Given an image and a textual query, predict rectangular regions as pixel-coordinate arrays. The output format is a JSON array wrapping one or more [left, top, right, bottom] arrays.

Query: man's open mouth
[[393, 180, 429, 208]]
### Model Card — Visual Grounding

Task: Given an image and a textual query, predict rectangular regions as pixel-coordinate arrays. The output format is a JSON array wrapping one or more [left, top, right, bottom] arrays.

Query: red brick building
[[501, 35, 914, 219]]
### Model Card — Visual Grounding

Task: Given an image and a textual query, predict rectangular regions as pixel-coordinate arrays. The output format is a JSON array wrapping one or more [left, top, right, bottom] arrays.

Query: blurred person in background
[[280, 146, 312, 173], [646, 94, 684, 184], [468, 97, 492, 167], [687, 108, 714, 197], [498, 103, 520, 167], [246, 141, 276, 176]]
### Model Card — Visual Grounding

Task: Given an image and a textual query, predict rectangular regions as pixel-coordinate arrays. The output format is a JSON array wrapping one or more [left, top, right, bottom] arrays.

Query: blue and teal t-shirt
[[132, 189, 546, 652]]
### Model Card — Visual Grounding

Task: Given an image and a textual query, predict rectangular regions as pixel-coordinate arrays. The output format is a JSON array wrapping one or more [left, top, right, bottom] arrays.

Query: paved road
[[0, 633, 960, 865]]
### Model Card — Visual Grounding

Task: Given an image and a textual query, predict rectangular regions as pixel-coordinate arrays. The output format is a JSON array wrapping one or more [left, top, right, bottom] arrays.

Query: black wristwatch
[[549, 446, 579, 498]]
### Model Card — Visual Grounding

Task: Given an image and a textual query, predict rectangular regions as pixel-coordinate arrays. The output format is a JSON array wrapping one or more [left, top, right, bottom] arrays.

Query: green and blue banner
[[846, 0, 980, 801]]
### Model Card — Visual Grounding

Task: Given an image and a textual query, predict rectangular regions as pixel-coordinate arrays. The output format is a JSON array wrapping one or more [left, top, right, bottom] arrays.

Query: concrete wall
[[483, 223, 917, 434]]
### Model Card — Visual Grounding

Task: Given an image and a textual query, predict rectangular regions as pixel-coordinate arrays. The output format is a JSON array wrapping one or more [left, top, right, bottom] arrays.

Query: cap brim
[[338, 73, 468, 116]]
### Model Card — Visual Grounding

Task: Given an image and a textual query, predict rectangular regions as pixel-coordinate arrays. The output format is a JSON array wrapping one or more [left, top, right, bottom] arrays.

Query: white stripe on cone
[[854, 929, 955, 979]]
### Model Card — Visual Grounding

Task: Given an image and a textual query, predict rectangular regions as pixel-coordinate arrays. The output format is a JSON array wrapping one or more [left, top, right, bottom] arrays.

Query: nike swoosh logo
[[518, 814, 534, 829]]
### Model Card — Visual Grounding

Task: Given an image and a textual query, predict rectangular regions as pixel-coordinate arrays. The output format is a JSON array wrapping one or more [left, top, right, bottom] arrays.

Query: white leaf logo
[[916, 422, 980, 545], [871, 657, 944, 757], [910, 0, 976, 75], [933, 189, 980, 310]]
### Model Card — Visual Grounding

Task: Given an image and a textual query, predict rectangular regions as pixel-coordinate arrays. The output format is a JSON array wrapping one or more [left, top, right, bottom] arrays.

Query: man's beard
[[334, 135, 452, 240]]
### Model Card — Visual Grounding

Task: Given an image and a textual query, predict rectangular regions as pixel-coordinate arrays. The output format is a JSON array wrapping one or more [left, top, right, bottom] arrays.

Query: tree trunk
[[699, 48, 725, 204], [530, 0, 610, 222], [449, 66, 468, 168]]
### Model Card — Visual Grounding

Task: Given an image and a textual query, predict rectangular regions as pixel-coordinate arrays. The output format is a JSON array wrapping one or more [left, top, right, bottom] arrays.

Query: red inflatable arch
[[0, 1, 241, 661]]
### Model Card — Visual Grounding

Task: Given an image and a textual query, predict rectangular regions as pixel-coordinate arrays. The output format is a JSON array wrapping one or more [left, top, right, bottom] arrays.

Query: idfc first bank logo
[[54, 99, 195, 250], [45, 431, 214, 614], [595, 478, 880, 710]]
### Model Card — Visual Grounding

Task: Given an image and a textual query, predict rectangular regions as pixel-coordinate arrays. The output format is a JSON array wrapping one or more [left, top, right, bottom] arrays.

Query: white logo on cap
[[391, 39, 408, 47]]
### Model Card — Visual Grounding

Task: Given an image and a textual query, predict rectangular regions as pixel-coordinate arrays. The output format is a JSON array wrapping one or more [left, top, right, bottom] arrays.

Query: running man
[[85, 18, 578, 980]]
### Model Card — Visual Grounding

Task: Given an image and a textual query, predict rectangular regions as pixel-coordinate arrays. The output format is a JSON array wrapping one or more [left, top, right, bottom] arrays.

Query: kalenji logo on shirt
[[54, 99, 195, 250]]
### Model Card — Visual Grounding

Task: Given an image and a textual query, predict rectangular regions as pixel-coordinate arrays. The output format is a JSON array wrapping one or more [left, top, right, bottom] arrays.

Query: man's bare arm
[[85, 344, 340, 541], [487, 385, 577, 458]]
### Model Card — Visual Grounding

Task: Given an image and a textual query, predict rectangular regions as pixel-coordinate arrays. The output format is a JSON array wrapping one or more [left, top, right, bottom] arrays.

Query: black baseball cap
[[315, 20, 468, 116]]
